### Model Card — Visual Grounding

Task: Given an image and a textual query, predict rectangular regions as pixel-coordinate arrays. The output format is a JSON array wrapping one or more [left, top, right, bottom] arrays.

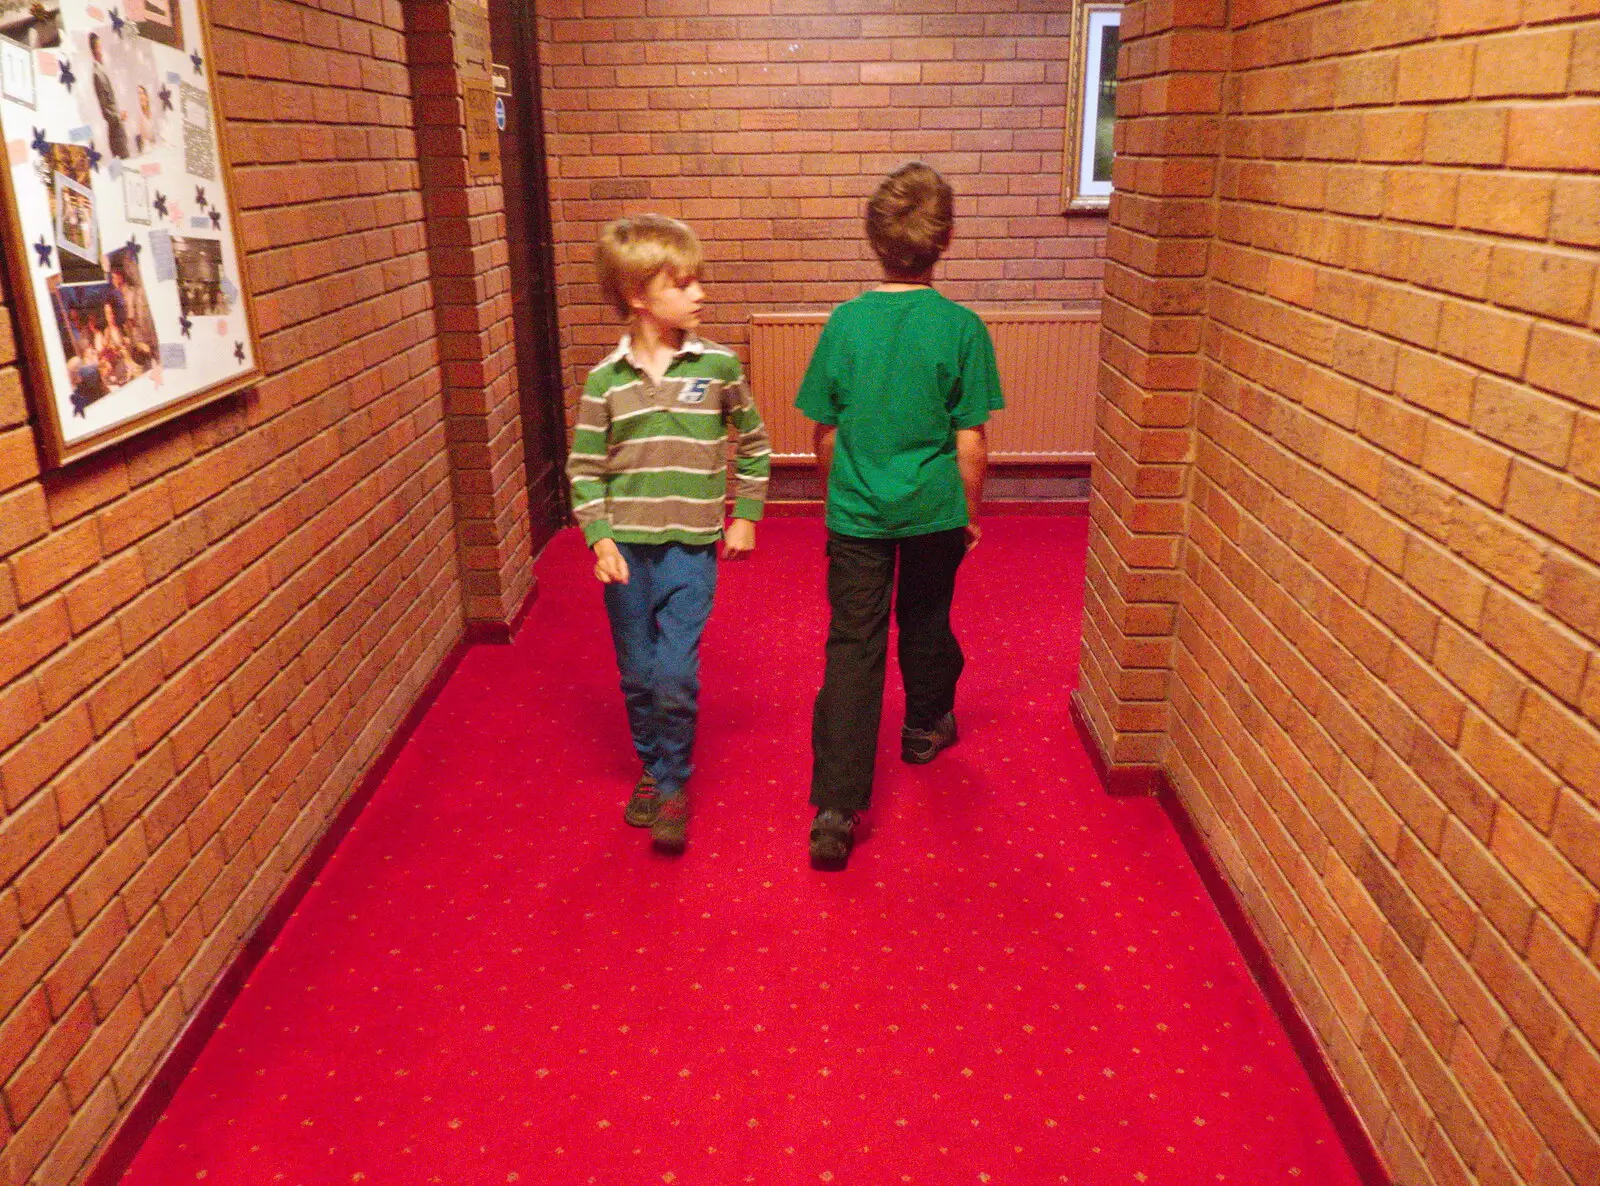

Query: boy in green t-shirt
[[567, 214, 771, 852], [795, 162, 1004, 868]]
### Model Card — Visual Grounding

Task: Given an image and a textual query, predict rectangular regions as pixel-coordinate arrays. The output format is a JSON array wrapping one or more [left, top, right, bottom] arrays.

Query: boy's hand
[[964, 522, 982, 552], [722, 518, 756, 559], [592, 538, 629, 584]]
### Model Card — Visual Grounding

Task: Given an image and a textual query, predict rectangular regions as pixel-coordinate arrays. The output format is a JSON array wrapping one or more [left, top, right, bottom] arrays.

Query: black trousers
[[810, 527, 967, 812]]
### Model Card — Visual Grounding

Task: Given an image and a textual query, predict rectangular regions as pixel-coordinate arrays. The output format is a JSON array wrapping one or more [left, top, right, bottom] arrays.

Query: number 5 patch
[[677, 378, 712, 404]]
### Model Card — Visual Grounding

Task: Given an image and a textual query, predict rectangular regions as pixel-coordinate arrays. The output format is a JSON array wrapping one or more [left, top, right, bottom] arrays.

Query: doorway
[[488, 0, 568, 554]]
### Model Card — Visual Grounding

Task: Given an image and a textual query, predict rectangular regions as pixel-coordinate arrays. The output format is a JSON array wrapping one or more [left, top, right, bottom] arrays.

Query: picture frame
[[0, 0, 259, 467], [1063, 2, 1123, 212]]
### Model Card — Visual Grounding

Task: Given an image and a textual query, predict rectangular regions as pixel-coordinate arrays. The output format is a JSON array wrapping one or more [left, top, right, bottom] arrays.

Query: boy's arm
[[566, 380, 616, 547], [956, 425, 987, 551], [725, 373, 771, 524], [813, 423, 836, 482]]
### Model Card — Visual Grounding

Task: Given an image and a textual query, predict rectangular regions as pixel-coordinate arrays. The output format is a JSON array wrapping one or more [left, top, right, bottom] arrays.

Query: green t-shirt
[[796, 288, 1004, 539]]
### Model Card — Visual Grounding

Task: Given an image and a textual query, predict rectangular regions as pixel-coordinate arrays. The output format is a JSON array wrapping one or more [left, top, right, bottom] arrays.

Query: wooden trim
[[1061, 1, 1124, 213], [751, 311, 829, 324], [984, 498, 1090, 516], [985, 451, 1096, 466], [1, 0, 266, 468]]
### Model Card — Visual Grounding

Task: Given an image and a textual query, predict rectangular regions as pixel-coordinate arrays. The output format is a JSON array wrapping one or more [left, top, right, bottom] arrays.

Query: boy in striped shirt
[[567, 214, 771, 852]]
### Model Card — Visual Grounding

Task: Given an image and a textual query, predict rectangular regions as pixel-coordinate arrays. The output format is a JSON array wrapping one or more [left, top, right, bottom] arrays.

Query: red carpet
[[119, 517, 1364, 1185]]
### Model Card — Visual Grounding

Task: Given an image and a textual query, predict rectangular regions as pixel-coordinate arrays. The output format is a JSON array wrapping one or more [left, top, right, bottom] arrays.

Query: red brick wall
[[1073, 0, 1220, 769], [409, 4, 535, 626], [535, 0, 1110, 405], [1083, 1, 1600, 1182], [0, 4, 468, 1181]]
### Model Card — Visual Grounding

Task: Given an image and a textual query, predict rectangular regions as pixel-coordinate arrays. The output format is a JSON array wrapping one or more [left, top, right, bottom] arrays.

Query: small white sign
[[0, 41, 35, 108]]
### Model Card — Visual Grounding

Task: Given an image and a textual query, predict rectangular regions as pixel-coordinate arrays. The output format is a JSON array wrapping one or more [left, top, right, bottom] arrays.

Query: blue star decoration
[[194, 186, 207, 209], [86, 144, 102, 172], [233, 341, 245, 364], [190, 49, 203, 74], [110, 8, 124, 34], [179, 314, 192, 338], [209, 208, 222, 230], [158, 85, 172, 112], [58, 59, 75, 92], [153, 191, 167, 217], [123, 237, 142, 261], [31, 127, 47, 155], [33, 237, 52, 268]]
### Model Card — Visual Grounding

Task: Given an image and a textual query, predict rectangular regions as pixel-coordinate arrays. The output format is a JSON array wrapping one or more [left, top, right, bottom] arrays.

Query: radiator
[[749, 309, 1101, 465]]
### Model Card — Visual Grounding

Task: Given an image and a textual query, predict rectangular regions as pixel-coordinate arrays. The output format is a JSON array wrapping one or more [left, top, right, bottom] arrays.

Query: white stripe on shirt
[[611, 403, 724, 423]]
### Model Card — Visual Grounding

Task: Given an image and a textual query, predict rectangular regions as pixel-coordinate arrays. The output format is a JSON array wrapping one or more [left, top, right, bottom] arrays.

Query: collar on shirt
[[618, 332, 706, 373]]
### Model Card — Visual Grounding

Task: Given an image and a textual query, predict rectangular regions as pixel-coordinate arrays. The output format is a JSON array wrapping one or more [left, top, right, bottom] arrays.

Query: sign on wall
[[450, 0, 489, 82], [463, 77, 499, 179], [0, 0, 260, 466]]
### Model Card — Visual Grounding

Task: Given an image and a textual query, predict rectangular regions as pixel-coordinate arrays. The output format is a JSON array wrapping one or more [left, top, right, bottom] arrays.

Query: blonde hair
[[865, 162, 954, 277], [596, 214, 703, 319]]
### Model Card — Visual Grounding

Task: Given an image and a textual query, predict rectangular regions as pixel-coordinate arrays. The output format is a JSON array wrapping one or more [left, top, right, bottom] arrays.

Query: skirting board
[[1068, 690, 1392, 1186]]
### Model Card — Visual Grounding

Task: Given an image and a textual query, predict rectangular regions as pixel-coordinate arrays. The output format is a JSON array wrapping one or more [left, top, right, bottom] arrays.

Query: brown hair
[[864, 162, 954, 277], [595, 214, 703, 319]]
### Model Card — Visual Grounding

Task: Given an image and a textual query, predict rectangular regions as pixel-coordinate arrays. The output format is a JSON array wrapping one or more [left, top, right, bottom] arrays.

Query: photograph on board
[[0, 0, 62, 48]]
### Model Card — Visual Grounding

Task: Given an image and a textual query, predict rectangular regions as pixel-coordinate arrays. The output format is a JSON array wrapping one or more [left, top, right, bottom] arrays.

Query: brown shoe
[[901, 711, 958, 764], [808, 808, 856, 868], [651, 794, 688, 852], [624, 772, 660, 827]]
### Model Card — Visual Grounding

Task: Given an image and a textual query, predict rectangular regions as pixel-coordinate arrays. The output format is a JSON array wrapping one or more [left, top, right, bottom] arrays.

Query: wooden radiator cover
[[749, 309, 1101, 466]]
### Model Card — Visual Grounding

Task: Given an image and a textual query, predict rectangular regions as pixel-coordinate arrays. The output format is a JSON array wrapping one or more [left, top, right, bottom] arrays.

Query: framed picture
[[0, 0, 259, 466], [1063, 2, 1123, 211]]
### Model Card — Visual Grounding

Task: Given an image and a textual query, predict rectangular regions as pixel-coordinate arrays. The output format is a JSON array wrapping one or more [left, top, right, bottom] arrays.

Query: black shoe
[[651, 794, 688, 852], [624, 772, 659, 827], [809, 808, 857, 867], [901, 711, 958, 764]]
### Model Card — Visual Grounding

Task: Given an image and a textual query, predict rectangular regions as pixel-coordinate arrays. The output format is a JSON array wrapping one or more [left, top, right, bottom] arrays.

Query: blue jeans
[[602, 542, 718, 798]]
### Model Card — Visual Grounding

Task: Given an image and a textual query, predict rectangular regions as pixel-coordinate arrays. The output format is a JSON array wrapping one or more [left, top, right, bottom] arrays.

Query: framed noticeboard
[[1063, 2, 1122, 211], [0, 0, 261, 467]]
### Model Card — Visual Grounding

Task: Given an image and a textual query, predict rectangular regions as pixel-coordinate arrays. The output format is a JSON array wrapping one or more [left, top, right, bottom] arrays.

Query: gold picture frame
[[1063, 1, 1123, 212], [0, 0, 261, 467]]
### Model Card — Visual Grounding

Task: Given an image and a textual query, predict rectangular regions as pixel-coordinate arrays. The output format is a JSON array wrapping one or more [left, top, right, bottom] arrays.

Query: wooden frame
[[1063, 1, 1123, 212], [0, 0, 260, 467]]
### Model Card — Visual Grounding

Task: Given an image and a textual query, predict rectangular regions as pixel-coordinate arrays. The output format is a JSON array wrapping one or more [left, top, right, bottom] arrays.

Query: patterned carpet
[[118, 516, 1364, 1185]]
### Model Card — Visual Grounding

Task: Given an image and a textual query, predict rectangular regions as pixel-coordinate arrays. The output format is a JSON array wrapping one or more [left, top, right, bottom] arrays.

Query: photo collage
[[0, 0, 253, 450]]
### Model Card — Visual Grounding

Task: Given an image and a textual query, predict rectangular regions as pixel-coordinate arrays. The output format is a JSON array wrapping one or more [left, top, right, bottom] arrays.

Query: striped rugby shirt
[[568, 334, 771, 547]]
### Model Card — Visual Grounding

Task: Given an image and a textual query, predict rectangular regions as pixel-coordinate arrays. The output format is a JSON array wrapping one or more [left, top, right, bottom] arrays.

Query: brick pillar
[[1073, 0, 1228, 781], [405, 3, 533, 634]]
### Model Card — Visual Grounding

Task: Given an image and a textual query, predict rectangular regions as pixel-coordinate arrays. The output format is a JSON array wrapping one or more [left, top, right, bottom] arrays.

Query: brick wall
[[409, 2, 535, 627], [0, 3, 469, 1182], [1083, 1, 1600, 1183], [1073, 0, 1221, 770], [536, 0, 1110, 406]]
